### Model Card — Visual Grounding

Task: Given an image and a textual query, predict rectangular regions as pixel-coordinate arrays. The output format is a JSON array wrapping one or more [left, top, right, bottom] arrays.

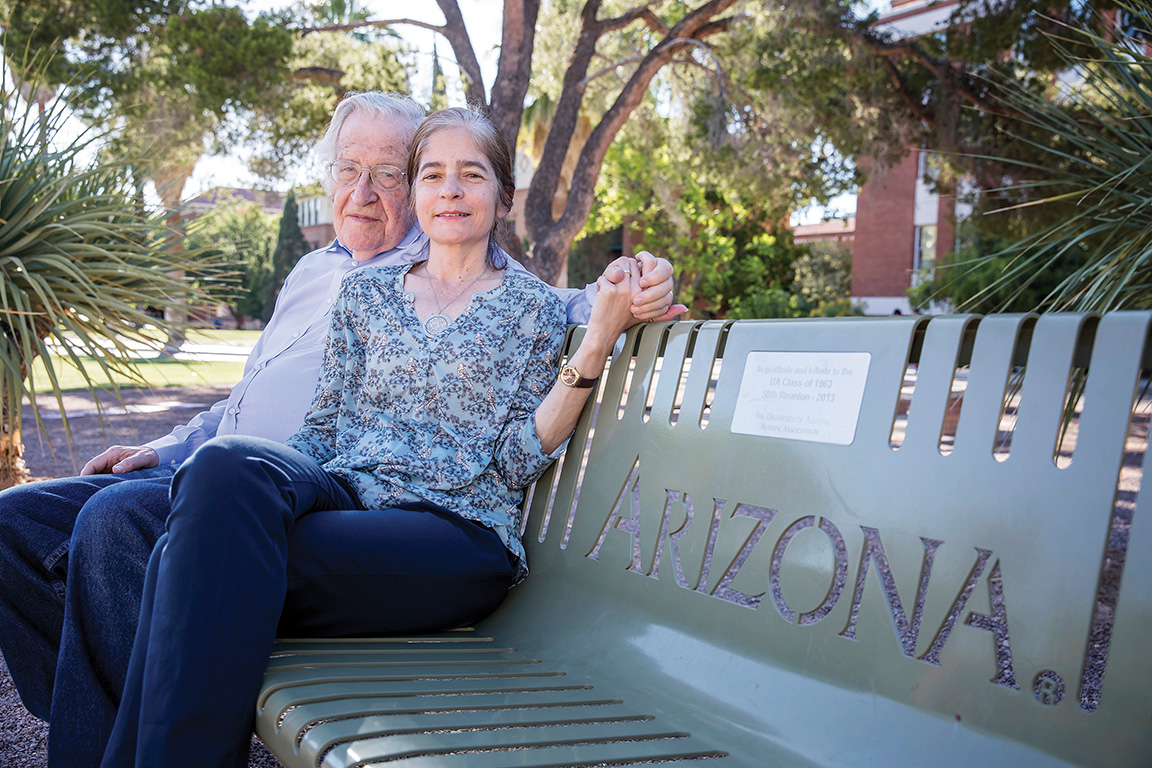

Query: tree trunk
[[154, 162, 196, 352], [488, 0, 542, 151], [530, 228, 575, 287], [0, 348, 32, 488], [522, 0, 738, 282], [0, 396, 28, 489]]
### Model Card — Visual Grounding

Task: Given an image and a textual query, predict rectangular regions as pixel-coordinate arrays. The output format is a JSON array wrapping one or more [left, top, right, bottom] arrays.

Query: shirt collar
[[328, 226, 429, 264]]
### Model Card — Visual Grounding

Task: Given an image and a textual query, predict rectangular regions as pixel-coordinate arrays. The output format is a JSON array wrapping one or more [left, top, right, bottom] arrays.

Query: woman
[[100, 108, 640, 768]]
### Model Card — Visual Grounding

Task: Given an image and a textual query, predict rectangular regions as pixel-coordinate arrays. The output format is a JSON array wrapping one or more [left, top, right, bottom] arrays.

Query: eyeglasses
[[327, 160, 407, 191]]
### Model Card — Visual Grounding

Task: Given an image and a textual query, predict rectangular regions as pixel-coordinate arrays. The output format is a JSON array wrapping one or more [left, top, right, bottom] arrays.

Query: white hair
[[314, 91, 426, 194]]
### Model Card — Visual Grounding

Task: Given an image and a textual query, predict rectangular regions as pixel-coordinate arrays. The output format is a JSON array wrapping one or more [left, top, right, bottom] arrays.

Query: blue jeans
[[0, 466, 177, 768], [101, 435, 519, 768]]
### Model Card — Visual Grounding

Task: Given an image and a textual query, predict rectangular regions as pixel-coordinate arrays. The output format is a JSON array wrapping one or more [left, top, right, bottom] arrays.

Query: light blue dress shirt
[[145, 227, 594, 467]]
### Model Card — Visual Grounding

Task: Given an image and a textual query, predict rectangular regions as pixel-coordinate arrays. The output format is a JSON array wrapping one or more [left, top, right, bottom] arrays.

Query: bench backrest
[[481, 312, 1152, 767]]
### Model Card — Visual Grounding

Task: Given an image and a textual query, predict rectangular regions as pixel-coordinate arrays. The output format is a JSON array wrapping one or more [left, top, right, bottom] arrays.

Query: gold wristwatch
[[559, 364, 598, 388]]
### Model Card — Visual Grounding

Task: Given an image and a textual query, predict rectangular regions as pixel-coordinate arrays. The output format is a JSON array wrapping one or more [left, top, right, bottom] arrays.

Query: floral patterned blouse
[[286, 261, 568, 579]]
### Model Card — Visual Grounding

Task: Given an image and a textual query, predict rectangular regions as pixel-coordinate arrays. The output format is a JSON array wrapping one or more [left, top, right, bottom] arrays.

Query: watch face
[[560, 366, 578, 386]]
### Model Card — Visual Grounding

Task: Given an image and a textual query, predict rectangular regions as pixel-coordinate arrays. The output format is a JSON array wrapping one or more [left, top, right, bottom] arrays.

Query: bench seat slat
[[265, 653, 536, 672], [325, 731, 727, 768], [259, 688, 634, 764], [296, 707, 665, 766], [313, 719, 703, 765], [263, 664, 564, 691]]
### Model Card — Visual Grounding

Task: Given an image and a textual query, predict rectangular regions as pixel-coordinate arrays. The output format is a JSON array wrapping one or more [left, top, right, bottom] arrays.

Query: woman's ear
[[497, 203, 511, 220]]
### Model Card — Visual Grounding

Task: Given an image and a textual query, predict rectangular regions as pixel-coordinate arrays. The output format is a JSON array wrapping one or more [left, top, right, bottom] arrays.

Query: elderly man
[[0, 91, 683, 768]]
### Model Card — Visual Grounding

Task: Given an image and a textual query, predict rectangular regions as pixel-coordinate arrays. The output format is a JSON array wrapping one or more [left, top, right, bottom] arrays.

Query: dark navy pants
[[100, 435, 519, 768]]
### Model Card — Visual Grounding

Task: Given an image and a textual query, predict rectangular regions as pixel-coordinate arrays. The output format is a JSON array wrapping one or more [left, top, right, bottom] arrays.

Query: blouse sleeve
[[491, 291, 569, 489], [285, 276, 361, 464]]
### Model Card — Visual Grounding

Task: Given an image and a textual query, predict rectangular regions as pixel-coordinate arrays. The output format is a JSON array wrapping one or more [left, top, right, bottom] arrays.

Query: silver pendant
[[424, 313, 450, 336]]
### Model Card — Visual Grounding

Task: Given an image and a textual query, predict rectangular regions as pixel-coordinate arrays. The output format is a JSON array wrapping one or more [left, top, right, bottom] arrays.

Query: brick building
[[297, 194, 336, 250], [184, 187, 283, 219], [851, 149, 964, 315], [792, 216, 855, 246], [848, 0, 964, 315]]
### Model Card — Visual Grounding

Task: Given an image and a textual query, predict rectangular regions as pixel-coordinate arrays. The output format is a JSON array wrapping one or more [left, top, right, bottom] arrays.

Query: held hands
[[537, 257, 663, 455], [602, 251, 687, 322], [81, 445, 160, 476], [587, 258, 643, 348]]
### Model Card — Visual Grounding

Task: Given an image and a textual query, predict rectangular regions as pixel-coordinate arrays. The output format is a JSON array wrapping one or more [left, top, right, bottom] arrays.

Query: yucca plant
[[0, 54, 234, 488], [954, 2, 1152, 312]]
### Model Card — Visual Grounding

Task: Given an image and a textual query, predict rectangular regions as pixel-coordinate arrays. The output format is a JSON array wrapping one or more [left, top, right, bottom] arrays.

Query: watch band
[[560, 364, 598, 388]]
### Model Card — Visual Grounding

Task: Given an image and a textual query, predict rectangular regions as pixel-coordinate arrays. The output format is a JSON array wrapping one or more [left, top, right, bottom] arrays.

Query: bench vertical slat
[[646, 320, 698, 428], [672, 320, 730, 432], [1074, 312, 1145, 480], [1008, 314, 1093, 463], [901, 314, 980, 455], [1100, 398, 1152, 759], [952, 314, 1031, 460], [1060, 312, 1152, 744]]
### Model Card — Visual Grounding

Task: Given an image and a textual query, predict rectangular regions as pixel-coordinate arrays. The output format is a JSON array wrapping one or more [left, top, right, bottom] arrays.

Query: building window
[[917, 149, 941, 185], [912, 224, 937, 287]]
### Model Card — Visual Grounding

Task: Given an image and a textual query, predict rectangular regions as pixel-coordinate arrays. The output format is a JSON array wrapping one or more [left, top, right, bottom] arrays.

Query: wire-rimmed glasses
[[327, 160, 407, 191]]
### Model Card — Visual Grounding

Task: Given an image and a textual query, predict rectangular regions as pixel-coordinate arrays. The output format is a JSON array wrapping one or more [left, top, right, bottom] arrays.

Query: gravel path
[[1, 385, 286, 767]]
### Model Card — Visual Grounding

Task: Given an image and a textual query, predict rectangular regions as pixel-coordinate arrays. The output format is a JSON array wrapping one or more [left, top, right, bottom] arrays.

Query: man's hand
[[602, 251, 687, 322], [81, 445, 160, 476]]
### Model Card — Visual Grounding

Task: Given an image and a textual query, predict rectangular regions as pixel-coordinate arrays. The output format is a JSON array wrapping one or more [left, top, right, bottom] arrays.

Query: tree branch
[[434, 0, 486, 105], [579, 56, 645, 88], [597, 5, 667, 35], [289, 66, 345, 86], [300, 6, 486, 106], [300, 18, 445, 37], [526, 0, 741, 277], [879, 55, 934, 125], [489, 0, 542, 150], [524, 0, 606, 249], [859, 33, 1010, 118], [581, 37, 728, 90]]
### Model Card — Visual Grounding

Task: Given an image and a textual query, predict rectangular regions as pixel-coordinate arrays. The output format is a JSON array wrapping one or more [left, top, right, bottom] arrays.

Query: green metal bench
[[256, 312, 1152, 767]]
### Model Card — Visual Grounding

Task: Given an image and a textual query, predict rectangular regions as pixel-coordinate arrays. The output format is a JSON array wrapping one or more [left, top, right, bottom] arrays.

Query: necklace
[[422, 263, 488, 336]]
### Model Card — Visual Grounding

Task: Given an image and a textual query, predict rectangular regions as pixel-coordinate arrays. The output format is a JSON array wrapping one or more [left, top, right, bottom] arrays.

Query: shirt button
[[228, 408, 238, 415]]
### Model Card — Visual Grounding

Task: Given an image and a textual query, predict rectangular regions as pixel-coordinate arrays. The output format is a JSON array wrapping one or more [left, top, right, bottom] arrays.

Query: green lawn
[[163, 329, 262, 347], [29, 357, 247, 393], [24, 328, 262, 394]]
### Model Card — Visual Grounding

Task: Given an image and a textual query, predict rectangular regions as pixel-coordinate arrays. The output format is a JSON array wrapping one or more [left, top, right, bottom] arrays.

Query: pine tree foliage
[[265, 193, 312, 320]]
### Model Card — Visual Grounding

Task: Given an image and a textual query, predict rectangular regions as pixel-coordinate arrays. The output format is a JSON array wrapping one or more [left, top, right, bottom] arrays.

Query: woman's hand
[[586, 257, 643, 352], [533, 259, 641, 454]]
